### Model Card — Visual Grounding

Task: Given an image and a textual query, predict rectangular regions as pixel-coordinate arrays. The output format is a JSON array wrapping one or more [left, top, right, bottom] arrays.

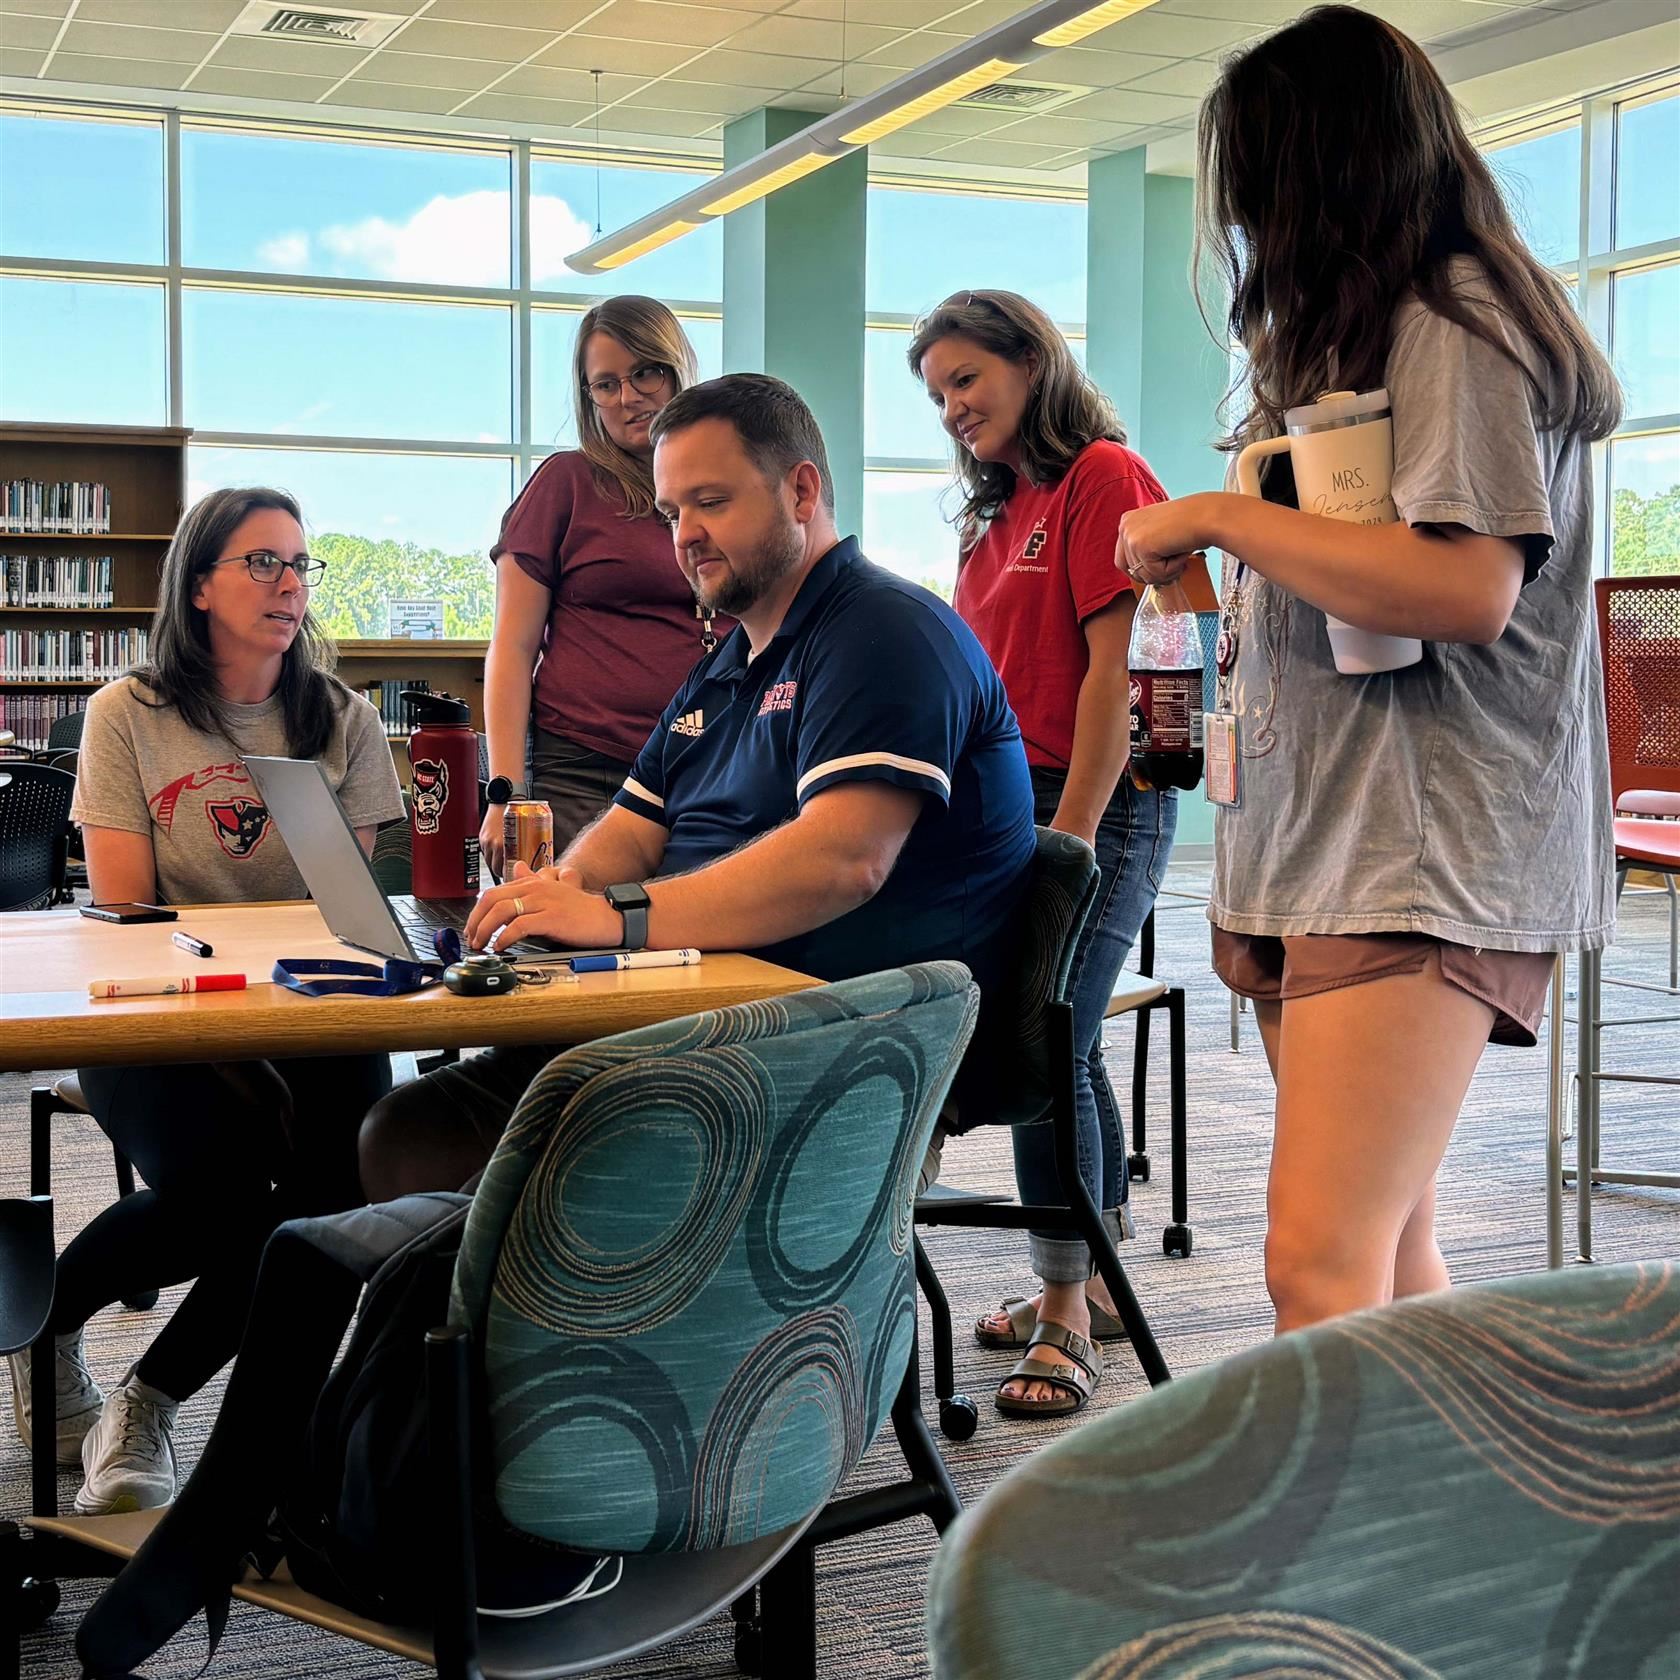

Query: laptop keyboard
[[391, 896, 468, 960]]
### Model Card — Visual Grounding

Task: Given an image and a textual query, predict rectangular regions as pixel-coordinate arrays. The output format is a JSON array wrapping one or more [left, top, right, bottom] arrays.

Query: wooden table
[[0, 902, 815, 1072]]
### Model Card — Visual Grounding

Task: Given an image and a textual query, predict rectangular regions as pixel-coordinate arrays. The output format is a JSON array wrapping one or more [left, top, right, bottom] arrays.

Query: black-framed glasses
[[209, 550, 327, 585], [584, 363, 671, 406]]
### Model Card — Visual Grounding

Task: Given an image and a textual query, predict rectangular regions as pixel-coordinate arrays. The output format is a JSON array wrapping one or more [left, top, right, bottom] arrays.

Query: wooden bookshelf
[[0, 423, 188, 751]]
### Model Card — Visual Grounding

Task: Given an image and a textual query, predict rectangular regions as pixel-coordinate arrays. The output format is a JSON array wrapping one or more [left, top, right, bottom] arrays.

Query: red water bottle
[[405, 691, 480, 899]]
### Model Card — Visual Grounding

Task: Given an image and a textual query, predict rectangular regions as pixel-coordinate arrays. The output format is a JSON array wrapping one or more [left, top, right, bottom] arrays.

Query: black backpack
[[78, 1194, 611, 1678]]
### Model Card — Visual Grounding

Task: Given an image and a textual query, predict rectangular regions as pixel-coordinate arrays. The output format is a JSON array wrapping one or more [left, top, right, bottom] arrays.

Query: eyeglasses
[[208, 550, 327, 585], [584, 363, 671, 406]]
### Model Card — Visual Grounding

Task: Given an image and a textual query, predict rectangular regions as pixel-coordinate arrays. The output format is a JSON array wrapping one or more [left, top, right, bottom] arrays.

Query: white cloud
[[258, 231, 312, 269], [314, 190, 594, 288]]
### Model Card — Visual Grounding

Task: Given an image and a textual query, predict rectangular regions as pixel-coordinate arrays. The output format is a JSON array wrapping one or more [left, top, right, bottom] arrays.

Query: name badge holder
[[1205, 560, 1246, 809]]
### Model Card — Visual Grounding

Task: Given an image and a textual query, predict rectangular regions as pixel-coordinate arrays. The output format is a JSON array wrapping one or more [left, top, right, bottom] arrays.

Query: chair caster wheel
[[1163, 1223, 1192, 1259], [121, 1289, 159, 1311], [21, 1574, 60, 1630], [1128, 1152, 1151, 1184], [939, 1395, 979, 1441]]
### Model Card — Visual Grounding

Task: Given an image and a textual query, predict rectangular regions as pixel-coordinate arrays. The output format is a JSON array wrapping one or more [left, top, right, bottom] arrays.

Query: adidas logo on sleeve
[[670, 709, 706, 737]]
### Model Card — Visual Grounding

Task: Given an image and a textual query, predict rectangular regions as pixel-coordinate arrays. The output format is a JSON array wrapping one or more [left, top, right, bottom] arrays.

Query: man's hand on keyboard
[[465, 862, 619, 953]]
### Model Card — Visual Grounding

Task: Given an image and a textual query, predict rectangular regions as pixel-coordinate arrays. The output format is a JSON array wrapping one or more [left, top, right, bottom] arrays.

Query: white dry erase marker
[[568, 948, 702, 974], [171, 931, 214, 958], [89, 974, 247, 1000]]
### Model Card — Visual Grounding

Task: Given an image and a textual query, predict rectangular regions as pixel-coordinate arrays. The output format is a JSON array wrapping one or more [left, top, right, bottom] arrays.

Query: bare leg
[[1392, 1179, 1450, 1299], [1254, 998, 1282, 1082], [1265, 952, 1491, 1335]]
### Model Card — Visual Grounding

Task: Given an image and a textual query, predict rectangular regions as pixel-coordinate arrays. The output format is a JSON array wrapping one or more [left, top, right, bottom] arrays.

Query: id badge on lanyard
[[1205, 560, 1245, 808]]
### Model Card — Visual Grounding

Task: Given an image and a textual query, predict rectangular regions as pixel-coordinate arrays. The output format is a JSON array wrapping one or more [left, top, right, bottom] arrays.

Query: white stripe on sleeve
[[621, 776, 664, 810], [795, 752, 952, 801]]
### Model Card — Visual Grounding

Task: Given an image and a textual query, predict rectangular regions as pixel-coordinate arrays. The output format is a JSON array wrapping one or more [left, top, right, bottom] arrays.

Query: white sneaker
[[74, 1364, 178, 1516], [8, 1330, 104, 1469]]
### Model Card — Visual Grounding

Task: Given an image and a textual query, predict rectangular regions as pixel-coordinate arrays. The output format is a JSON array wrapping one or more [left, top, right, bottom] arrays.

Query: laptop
[[243, 755, 618, 965]]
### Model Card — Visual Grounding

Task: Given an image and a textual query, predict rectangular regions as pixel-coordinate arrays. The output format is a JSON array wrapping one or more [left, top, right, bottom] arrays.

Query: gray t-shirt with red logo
[[1211, 264, 1614, 953], [71, 674, 404, 906]]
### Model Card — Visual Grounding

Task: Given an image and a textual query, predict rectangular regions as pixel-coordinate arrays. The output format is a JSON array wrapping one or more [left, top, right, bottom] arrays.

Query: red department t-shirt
[[953, 440, 1213, 769], [492, 451, 731, 765]]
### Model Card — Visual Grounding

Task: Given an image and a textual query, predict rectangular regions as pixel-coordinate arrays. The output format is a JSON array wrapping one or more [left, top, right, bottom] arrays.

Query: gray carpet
[[4, 865, 1676, 1678]]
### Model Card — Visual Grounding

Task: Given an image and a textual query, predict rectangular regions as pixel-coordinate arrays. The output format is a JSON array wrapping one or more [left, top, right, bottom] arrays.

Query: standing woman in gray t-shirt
[[13, 488, 404, 1520], [1116, 7, 1621, 1335]]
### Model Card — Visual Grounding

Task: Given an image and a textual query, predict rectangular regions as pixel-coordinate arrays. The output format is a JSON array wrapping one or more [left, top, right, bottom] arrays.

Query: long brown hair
[[571, 295, 700, 519], [137, 486, 346, 758], [1197, 5, 1621, 447], [907, 289, 1124, 527]]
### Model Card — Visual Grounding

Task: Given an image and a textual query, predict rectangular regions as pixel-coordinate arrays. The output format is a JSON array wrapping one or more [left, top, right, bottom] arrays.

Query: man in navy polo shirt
[[359, 374, 1034, 1199]]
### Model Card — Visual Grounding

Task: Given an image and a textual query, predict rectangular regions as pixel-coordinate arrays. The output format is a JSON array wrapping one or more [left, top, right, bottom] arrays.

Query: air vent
[[955, 80, 1088, 114], [230, 3, 406, 48]]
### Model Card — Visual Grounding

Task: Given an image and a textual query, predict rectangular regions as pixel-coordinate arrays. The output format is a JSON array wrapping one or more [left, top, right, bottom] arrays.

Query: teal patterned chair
[[928, 1260, 1680, 1679]]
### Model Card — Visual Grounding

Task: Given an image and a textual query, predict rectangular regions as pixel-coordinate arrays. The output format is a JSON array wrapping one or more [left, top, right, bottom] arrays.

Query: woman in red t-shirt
[[912, 289, 1214, 1417], [479, 296, 728, 874]]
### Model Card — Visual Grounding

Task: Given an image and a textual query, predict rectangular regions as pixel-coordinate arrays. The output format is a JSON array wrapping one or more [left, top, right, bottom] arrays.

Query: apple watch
[[604, 882, 652, 950], [484, 776, 525, 804]]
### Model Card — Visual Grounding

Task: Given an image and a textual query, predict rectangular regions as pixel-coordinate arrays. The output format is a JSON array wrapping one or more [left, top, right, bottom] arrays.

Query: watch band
[[605, 883, 652, 950]]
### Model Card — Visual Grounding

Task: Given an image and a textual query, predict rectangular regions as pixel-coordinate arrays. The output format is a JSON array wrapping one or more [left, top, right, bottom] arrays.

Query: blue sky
[[1, 100, 1675, 577]]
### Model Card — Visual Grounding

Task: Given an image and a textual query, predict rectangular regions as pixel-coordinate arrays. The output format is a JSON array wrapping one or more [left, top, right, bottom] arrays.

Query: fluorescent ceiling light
[[1034, 0, 1161, 49], [841, 59, 1025, 147], [700, 151, 840, 216], [567, 0, 1167, 274]]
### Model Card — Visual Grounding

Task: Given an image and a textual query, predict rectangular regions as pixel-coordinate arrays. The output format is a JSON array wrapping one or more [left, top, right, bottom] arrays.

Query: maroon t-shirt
[[492, 451, 728, 764]]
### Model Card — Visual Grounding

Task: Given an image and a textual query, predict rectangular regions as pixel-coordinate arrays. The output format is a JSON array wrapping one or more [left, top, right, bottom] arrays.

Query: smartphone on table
[[80, 903, 179, 925]]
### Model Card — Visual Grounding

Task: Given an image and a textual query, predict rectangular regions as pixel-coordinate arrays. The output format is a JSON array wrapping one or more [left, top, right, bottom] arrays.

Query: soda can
[[503, 800, 554, 874]]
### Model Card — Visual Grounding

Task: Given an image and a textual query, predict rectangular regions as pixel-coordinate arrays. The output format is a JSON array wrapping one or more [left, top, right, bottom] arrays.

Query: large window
[[0, 108, 729, 637]]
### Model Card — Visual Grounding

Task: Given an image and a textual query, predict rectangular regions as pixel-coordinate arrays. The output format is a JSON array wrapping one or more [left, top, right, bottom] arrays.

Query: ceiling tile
[[582, 2, 761, 49], [458, 93, 598, 128], [933, 0, 1034, 31], [59, 20, 220, 62], [1059, 85, 1198, 123], [1156, 0, 1304, 22], [1033, 44, 1175, 86], [1121, 56, 1221, 97], [349, 50, 507, 90], [383, 18, 553, 62], [722, 14, 904, 61], [927, 135, 1072, 166], [73, 0, 241, 24], [1096, 11, 1261, 56], [488, 63, 643, 101], [989, 110, 1146, 146], [617, 76, 784, 114], [209, 34, 376, 75], [857, 33, 967, 72], [795, 62, 911, 99], [599, 105, 716, 137], [0, 45, 45, 74], [187, 66, 339, 101], [328, 79, 480, 115], [677, 47, 834, 88], [0, 13, 60, 48], [43, 51, 192, 90], [535, 34, 700, 76], [425, 0, 608, 26], [787, 0, 965, 23], [0, 0, 69, 17], [1363, 0, 1529, 42]]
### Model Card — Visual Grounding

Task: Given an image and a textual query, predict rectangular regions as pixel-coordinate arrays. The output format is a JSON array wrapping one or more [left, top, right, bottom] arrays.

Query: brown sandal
[[975, 1294, 1127, 1350], [994, 1322, 1104, 1418]]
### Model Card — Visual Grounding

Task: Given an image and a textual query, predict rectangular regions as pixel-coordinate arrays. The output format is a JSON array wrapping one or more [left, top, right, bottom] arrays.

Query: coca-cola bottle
[[1128, 581, 1205, 792]]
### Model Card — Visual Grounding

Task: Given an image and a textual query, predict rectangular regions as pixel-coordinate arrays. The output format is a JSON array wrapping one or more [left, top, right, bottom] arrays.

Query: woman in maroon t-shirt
[[480, 296, 728, 874], [912, 290, 1214, 1418]]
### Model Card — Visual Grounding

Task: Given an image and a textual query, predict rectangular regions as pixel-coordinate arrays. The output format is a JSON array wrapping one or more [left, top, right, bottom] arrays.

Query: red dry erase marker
[[88, 974, 247, 1000]]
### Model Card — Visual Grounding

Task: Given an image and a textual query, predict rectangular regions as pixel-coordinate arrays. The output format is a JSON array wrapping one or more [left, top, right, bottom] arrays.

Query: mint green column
[[1088, 147, 1230, 847], [721, 109, 867, 535]]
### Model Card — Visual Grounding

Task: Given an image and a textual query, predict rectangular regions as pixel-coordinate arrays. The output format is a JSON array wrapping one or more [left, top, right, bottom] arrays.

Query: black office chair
[[914, 828, 1170, 1440], [0, 762, 74, 913], [45, 710, 84, 754], [1125, 908, 1193, 1257]]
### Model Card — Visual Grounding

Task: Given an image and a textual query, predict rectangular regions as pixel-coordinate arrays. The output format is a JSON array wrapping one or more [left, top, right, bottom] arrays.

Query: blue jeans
[[1013, 769, 1177, 1283]]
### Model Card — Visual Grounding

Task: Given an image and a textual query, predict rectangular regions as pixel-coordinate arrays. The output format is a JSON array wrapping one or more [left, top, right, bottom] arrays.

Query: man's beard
[[700, 517, 804, 617]]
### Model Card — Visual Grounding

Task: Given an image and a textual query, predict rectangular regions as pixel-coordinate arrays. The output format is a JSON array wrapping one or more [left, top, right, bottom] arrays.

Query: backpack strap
[[74, 1194, 472, 1680]]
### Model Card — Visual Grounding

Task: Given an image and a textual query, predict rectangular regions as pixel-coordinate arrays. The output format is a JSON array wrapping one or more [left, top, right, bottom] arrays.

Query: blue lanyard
[[272, 956, 443, 998]]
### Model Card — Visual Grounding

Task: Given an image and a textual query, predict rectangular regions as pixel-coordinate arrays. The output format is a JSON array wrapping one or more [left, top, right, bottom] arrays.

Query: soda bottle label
[[1129, 671, 1203, 752]]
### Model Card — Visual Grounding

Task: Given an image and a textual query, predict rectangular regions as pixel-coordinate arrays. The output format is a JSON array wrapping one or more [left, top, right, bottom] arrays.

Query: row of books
[[1, 480, 112, 535], [363, 678, 432, 735], [1, 626, 149, 682], [3, 554, 119, 608], [0, 690, 87, 753]]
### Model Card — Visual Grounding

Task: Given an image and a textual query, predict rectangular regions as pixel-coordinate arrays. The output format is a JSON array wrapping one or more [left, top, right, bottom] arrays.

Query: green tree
[[1610, 481, 1680, 577], [308, 532, 495, 639]]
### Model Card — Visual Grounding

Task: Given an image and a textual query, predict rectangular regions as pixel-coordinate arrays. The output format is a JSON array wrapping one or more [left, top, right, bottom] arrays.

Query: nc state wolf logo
[[411, 758, 450, 835], [206, 797, 272, 859]]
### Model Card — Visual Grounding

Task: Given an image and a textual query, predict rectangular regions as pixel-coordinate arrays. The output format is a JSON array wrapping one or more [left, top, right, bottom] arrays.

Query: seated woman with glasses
[[7, 487, 403, 1518], [478, 294, 731, 876]]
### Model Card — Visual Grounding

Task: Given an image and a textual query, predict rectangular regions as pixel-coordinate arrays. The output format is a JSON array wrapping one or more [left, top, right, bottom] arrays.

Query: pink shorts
[[1211, 929, 1556, 1047]]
